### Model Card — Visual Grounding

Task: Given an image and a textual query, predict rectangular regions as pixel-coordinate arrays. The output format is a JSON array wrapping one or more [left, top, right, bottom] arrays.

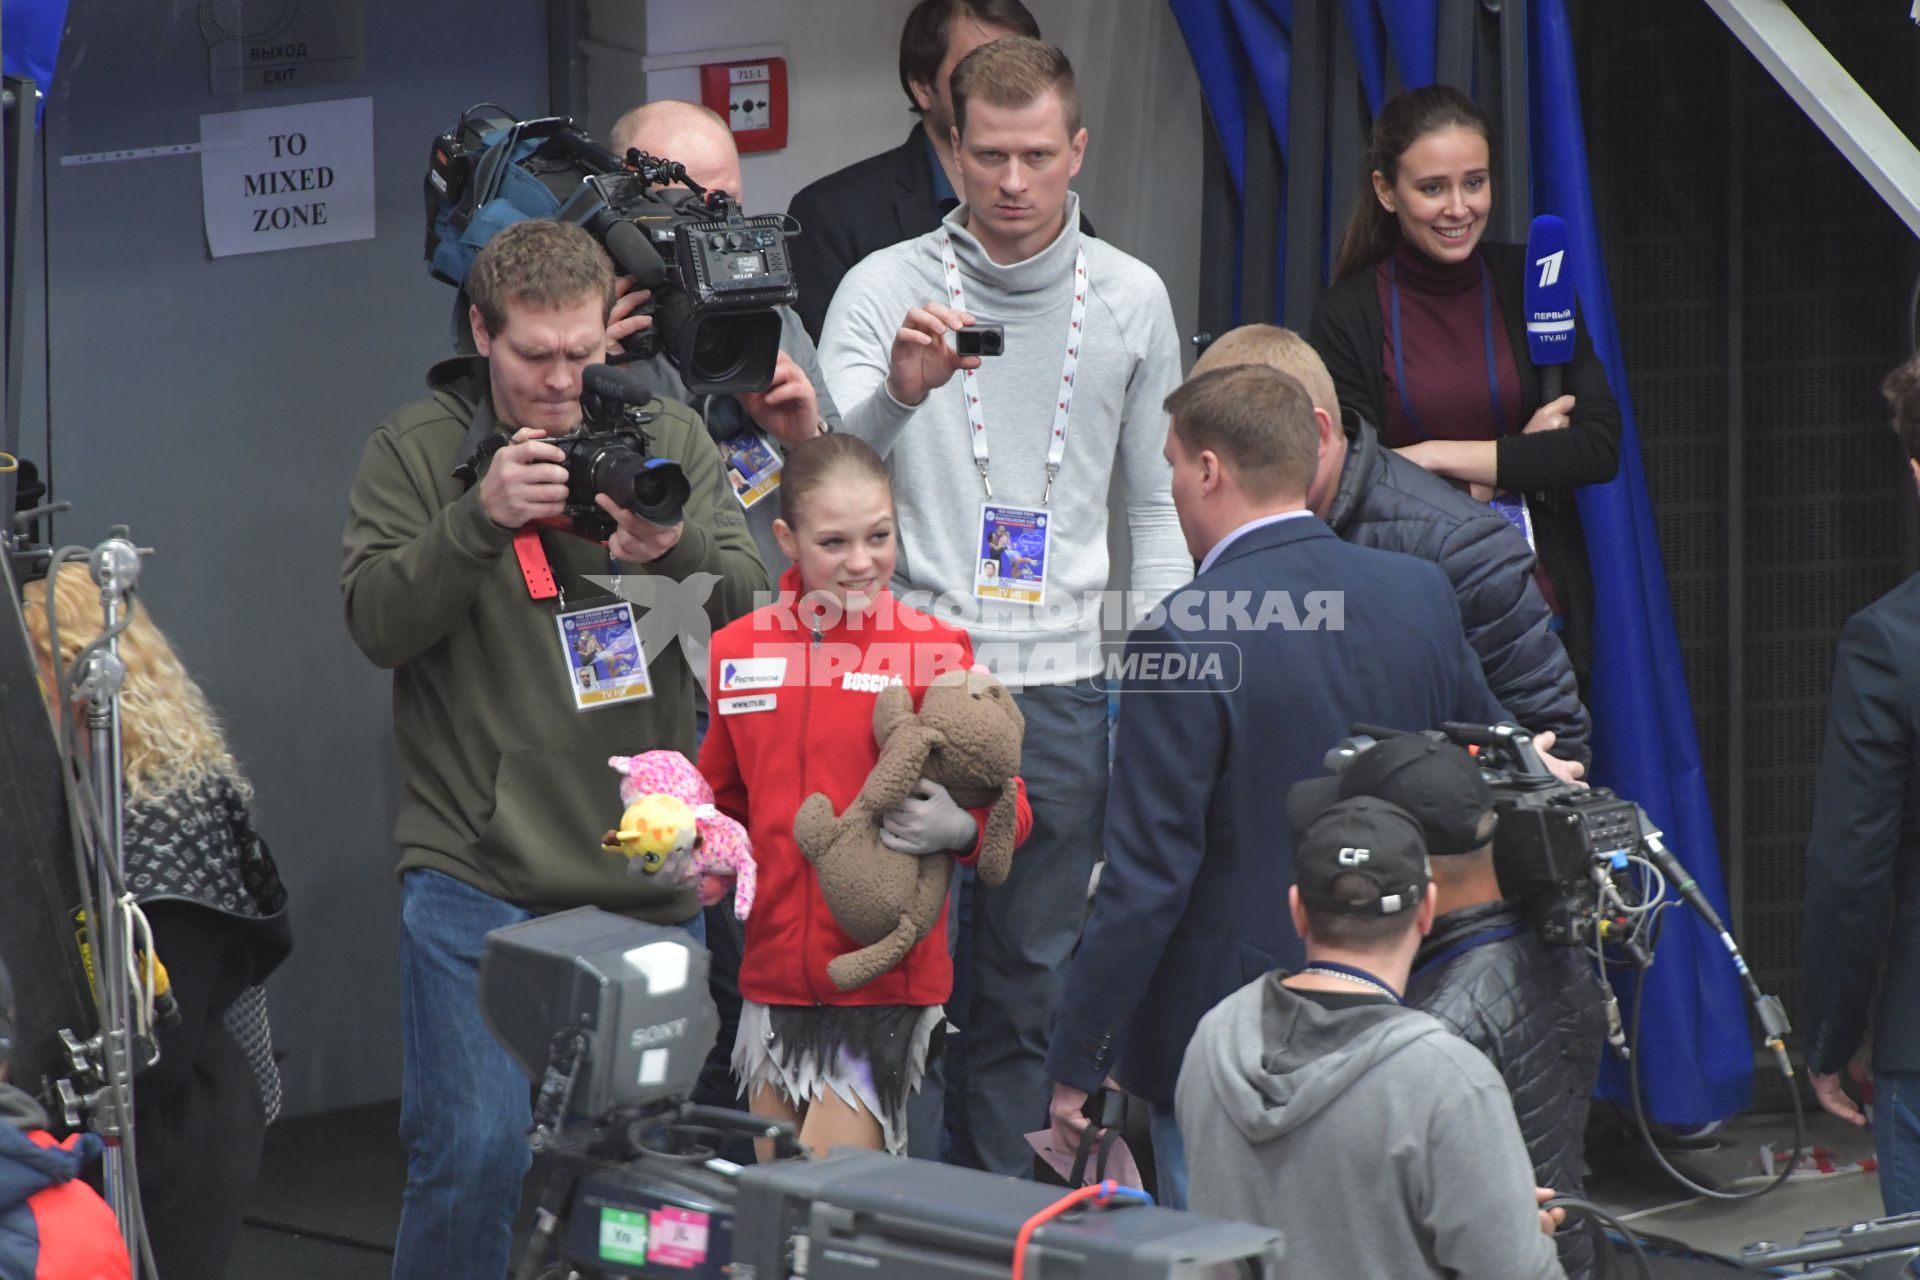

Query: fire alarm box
[[700, 57, 789, 153]]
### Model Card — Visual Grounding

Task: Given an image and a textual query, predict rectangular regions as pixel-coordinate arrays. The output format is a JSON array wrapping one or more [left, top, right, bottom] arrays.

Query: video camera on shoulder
[[1322, 723, 1652, 955], [425, 105, 797, 396]]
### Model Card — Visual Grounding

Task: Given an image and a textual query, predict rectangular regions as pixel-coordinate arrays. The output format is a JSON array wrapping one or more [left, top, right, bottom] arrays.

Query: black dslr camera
[[551, 365, 692, 538], [454, 364, 691, 540]]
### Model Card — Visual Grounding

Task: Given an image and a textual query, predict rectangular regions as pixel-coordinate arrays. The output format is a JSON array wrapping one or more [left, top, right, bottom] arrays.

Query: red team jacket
[[699, 568, 1033, 1008]]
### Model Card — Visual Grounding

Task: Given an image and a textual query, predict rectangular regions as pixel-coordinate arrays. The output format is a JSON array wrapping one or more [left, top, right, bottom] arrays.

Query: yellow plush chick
[[600, 793, 698, 876]]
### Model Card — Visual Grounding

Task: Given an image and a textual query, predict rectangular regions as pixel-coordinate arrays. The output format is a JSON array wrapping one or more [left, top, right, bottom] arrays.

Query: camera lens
[[630, 462, 689, 520], [690, 315, 749, 386], [592, 446, 690, 527], [982, 331, 1002, 355]]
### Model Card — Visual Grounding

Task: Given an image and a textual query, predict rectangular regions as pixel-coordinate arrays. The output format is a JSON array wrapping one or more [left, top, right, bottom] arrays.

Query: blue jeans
[[393, 870, 703, 1280], [949, 679, 1109, 1176], [1147, 1099, 1189, 1210], [1876, 1069, 1920, 1215]]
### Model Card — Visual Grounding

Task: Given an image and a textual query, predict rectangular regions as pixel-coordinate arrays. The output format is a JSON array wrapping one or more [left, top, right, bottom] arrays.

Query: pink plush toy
[[604, 751, 756, 919]]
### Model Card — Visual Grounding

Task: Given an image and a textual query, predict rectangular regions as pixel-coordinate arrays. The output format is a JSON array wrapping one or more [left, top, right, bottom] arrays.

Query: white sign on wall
[[198, 97, 374, 258]]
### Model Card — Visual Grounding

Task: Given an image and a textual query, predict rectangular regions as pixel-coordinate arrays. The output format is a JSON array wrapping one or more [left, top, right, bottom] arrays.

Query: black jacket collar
[[1417, 899, 1524, 965], [892, 125, 938, 236], [1323, 408, 1380, 535]]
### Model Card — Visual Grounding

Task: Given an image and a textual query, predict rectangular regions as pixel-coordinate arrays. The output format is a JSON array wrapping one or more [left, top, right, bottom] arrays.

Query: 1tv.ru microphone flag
[[1523, 214, 1576, 400]]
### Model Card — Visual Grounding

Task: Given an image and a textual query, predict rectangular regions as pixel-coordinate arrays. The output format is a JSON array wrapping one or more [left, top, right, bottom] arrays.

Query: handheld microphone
[[1523, 214, 1576, 403]]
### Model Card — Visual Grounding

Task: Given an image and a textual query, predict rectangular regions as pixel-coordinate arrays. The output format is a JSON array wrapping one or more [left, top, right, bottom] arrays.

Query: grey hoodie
[[1176, 973, 1566, 1280]]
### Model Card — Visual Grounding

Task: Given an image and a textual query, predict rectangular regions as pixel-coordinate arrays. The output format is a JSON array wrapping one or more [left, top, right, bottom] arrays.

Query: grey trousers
[[945, 679, 1109, 1175]]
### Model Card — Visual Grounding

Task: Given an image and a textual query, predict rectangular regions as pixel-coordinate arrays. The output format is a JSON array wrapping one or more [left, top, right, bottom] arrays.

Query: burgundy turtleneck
[[1373, 239, 1526, 450], [1373, 239, 1560, 615]]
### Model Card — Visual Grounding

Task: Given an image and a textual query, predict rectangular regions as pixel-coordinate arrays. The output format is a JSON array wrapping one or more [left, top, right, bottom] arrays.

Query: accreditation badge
[[556, 601, 653, 711], [721, 430, 783, 510], [1487, 491, 1537, 554], [974, 502, 1051, 605]]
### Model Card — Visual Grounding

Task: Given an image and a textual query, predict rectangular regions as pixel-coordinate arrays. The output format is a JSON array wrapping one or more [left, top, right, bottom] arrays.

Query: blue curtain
[[1168, 0, 1753, 1122], [2, 0, 69, 124], [1529, 0, 1750, 1122]]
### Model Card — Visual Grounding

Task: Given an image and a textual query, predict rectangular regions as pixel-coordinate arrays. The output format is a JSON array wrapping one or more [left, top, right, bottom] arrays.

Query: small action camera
[[954, 323, 1006, 357]]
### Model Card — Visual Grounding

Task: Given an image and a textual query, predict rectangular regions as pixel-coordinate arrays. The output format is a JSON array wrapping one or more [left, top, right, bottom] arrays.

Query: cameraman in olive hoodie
[[341, 219, 764, 1280]]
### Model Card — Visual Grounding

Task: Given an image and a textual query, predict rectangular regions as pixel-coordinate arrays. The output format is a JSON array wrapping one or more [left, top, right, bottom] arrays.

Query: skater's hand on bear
[[878, 779, 976, 855]]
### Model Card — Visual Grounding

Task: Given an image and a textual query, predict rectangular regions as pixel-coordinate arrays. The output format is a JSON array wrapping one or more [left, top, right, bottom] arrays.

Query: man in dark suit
[[1043, 363, 1510, 1209], [785, 0, 1039, 342], [1801, 351, 1920, 1215]]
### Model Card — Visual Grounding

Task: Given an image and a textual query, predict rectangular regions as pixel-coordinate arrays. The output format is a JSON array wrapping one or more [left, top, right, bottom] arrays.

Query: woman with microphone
[[1310, 84, 1619, 680]]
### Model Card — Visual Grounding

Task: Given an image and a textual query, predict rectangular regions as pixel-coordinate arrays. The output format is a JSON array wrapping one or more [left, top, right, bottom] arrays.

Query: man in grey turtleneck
[[820, 36, 1187, 1176]]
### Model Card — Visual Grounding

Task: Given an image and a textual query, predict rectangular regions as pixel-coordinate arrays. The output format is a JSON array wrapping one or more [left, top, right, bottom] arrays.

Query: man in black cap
[[1176, 795, 1565, 1280], [1291, 734, 1608, 1280]]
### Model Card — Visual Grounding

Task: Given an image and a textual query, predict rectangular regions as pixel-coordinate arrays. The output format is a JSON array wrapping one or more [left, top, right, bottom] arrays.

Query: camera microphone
[[582, 362, 657, 407], [603, 219, 669, 290]]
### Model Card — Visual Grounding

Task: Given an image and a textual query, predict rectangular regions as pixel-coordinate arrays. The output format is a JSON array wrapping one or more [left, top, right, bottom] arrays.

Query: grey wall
[[587, 0, 1205, 626], [26, 1, 545, 1117], [595, 0, 1204, 351]]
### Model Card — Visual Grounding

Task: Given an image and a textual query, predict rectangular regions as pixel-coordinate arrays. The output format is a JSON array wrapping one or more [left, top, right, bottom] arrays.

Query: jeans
[[948, 679, 1109, 1176], [1876, 1069, 1920, 1215], [1147, 1099, 1189, 1210], [394, 870, 704, 1280]]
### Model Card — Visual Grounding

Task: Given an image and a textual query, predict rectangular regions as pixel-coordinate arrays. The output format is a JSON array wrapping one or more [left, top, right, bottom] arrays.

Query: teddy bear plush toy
[[602, 750, 756, 920], [793, 666, 1025, 991]]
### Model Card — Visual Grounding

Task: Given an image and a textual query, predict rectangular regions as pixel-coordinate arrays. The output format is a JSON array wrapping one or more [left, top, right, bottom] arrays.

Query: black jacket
[[1310, 241, 1622, 676], [1327, 413, 1590, 764], [786, 126, 1094, 343], [1407, 901, 1610, 1280], [1802, 573, 1920, 1075], [127, 776, 291, 1280]]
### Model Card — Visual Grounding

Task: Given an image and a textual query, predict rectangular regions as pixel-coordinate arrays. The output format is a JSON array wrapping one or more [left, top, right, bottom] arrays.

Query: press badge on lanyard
[[721, 430, 782, 510], [1388, 256, 1537, 553], [557, 601, 653, 710], [699, 395, 784, 511], [506, 504, 654, 711], [941, 231, 1086, 604]]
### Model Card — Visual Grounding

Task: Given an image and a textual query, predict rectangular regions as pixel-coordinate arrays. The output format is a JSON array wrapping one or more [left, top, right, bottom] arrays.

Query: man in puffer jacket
[[1192, 325, 1591, 766], [0, 958, 132, 1280], [1294, 734, 1610, 1280]]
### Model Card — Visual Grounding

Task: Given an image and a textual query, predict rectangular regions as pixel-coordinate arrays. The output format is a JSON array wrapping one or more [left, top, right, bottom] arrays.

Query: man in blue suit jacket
[[1802, 352, 1920, 1213], [1043, 363, 1512, 1209]]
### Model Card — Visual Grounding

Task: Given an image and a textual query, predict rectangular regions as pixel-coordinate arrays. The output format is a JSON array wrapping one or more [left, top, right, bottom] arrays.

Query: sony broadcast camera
[[425, 106, 796, 396], [480, 909, 1286, 1280]]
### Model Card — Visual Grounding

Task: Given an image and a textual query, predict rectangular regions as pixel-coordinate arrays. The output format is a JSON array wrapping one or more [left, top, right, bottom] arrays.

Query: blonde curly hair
[[22, 563, 248, 807]]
